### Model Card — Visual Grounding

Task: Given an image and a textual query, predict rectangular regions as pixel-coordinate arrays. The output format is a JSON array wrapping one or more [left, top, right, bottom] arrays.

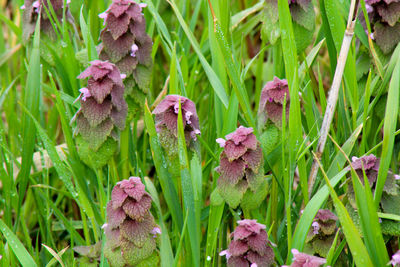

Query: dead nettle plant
[[152, 94, 201, 177], [72, 60, 128, 169], [219, 219, 275, 267], [257, 77, 289, 154], [98, 0, 153, 120], [22, 0, 73, 41], [103, 177, 160, 267], [213, 126, 268, 210], [360, 0, 400, 54], [305, 209, 339, 258], [283, 249, 326, 267], [345, 154, 400, 237], [262, 0, 315, 52]]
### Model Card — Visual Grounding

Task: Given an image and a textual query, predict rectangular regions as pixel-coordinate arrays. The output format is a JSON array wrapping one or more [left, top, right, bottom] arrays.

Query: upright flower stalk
[[215, 126, 267, 210], [258, 77, 290, 130], [220, 219, 275, 267], [103, 177, 160, 266], [73, 60, 128, 168], [152, 94, 200, 176], [98, 0, 153, 118]]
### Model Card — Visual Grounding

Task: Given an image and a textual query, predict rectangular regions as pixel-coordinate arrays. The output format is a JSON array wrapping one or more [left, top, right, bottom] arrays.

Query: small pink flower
[[289, 249, 326, 267], [79, 87, 91, 101], [311, 221, 320, 234], [20, 4, 26, 9], [389, 250, 400, 266], [130, 44, 139, 57], [216, 138, 226, 148]]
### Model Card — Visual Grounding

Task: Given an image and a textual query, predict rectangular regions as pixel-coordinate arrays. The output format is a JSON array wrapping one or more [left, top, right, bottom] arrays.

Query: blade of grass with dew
[[19, 103, 99, 237], [298, 39, 325, 83], [324, 229, 340, 267], [350, 168, 388, 266], [209, 3, 256, 129], [144, 177, 174, 267], [177, 102, 200, 267], [278, 0, 309, 231], [314, 155, 373, 267], [0, 219, 37, 267], [167, 0, 229, 108], [16, 17, 41, 220], [374, 56, 400, 205], [292, 123, 363, 251], [143, 103, 183, 230], [80, 7, 98, 62]]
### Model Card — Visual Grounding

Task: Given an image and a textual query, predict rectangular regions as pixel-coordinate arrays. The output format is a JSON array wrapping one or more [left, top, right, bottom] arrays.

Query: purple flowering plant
[[151, 94, 200, 176], [98, 0, 153, 118], [258, 77, 290, 129], [262, 0, 315, 52], [220, 219, 275, 267], [361, 0, 400, 53], [346, 154, 400, 236], [283, 249, 326, 267], [215, 126, 267, 209], [305, 209, 338, 257], [73, 60, 128, 168], [22, 0, 73, 41], [103, 177, 160, 267]]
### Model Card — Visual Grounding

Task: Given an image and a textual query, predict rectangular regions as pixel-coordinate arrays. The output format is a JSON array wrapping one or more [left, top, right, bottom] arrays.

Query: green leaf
[[374, 56, 400, 204], [167, 0, 229, 108], [315, 157, 373, 267], [177, 101, 200, 267], [0, 219, 38, 267]]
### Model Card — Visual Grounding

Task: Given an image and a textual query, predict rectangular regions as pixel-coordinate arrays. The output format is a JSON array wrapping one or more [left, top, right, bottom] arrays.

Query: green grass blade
[[292, 124, 363, 250], [351, 169, 389, 266], [374, 56, 400, 205], [177, 101, 200, 267], [143, 103, 183, 230], [144, 177, 174, 267], [315, 156, 373, 267], [167, 0, 229, 107], [0, 219, 38, 267], [16, 17, 41, 218]]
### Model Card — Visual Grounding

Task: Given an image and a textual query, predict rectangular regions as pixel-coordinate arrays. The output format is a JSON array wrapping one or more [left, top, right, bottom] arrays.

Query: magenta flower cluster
[[153, 95, 200, 140], [103, 177, 160, 266], [98, 0, 153, 116], [362, 0, 400, 53], [22, 0, 71, 41], [306, 209, 338, 257], [74, 60, 127, 150], [258, 77, 290, 128], [215, 126, 265, 209], [220, 219, 274, 267], [283, 249, 326, 267]]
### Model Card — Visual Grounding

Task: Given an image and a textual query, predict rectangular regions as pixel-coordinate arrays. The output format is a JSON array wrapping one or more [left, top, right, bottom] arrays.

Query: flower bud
[[283, 249, 326, 267], [215, 126, 266, 209], [220, 219, 275, 267], [258, 77, 290, 128], [98, 0, 153, 118], [73, 60, 128, 168], [103, 177, 160, 266]]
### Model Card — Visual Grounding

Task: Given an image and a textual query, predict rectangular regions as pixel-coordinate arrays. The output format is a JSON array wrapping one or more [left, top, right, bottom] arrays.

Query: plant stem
[[308, 0, 360, 196]]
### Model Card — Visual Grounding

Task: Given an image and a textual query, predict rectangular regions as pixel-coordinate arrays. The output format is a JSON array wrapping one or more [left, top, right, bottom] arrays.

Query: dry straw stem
[[308, 0, 360, 196]]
